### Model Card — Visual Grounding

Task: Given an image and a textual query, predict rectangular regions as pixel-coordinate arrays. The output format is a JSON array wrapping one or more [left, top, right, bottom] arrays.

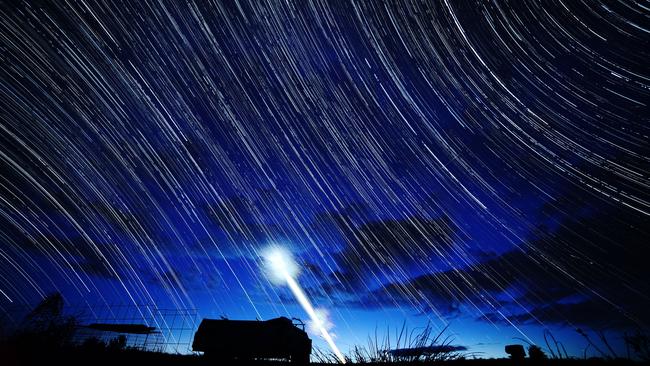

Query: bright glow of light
[[263, 245, 300, 284], [263, 245, 346, 363], [307, 308, 333, 336]]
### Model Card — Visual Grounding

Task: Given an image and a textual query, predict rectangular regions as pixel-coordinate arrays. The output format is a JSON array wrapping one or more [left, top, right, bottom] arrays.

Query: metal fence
[[0, 302, 199, 354]]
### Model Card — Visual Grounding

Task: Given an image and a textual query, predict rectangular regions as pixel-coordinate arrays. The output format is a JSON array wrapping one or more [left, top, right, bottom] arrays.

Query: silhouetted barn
[[192, 317, 311, 363]]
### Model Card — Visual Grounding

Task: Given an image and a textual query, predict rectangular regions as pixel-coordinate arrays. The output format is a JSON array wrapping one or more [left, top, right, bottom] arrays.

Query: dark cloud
[[144, 267, 222, 292], [340, 200, 650, 329], [317, 212, 462, 287], [75, 253, 116, 278], [498, 299, 648, 329], [503, 201, 650, 329], [351, 249, 535, 317], [12, 234, 118, 279], [203, 195, 297, 255], [206, 195, 258, 234]]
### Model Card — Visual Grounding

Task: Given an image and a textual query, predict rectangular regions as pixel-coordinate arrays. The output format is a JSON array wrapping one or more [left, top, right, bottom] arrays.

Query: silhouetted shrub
[[80, 336, 107, 352], [528, 344, 547, 360], [108, 335, 127, 351], [624, 330, 650, 361]]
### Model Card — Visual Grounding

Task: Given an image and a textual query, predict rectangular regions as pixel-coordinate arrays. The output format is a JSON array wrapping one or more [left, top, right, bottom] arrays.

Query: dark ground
[[1, 346, 646, 366]]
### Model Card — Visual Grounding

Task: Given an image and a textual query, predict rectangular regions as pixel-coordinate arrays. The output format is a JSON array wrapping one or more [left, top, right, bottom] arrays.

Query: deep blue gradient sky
[[1, 0, 649, 359]]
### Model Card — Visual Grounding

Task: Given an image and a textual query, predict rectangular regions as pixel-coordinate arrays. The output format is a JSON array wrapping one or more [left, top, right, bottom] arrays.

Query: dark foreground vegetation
[[1, 345, 646, 366], [1, 294, 648, 366]]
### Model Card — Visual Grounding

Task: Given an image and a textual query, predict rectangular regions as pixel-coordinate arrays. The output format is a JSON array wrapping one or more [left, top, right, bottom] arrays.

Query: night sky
[[1, 0, 649, 359]]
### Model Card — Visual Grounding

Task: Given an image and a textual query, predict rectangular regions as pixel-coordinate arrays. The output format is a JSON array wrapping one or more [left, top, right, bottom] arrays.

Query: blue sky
[[1, 0, 649, 359]]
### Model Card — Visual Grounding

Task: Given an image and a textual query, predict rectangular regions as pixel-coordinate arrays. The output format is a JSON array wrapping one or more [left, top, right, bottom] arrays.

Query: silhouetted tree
[[21, 293, 64, 329], [10, 292, 77, 351]]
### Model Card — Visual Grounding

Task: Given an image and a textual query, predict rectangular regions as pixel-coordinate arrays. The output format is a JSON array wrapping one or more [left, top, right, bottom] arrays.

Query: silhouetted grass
[[2, 295, 647, 365], [313, 322, 472, 364]]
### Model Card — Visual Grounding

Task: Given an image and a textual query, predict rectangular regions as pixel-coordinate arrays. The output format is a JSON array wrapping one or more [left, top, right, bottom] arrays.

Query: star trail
[[1, 0, 649, 358]]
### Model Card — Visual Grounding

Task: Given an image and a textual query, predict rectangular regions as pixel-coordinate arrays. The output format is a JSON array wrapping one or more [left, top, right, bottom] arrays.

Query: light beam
[[263, 246, 346, 363]]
